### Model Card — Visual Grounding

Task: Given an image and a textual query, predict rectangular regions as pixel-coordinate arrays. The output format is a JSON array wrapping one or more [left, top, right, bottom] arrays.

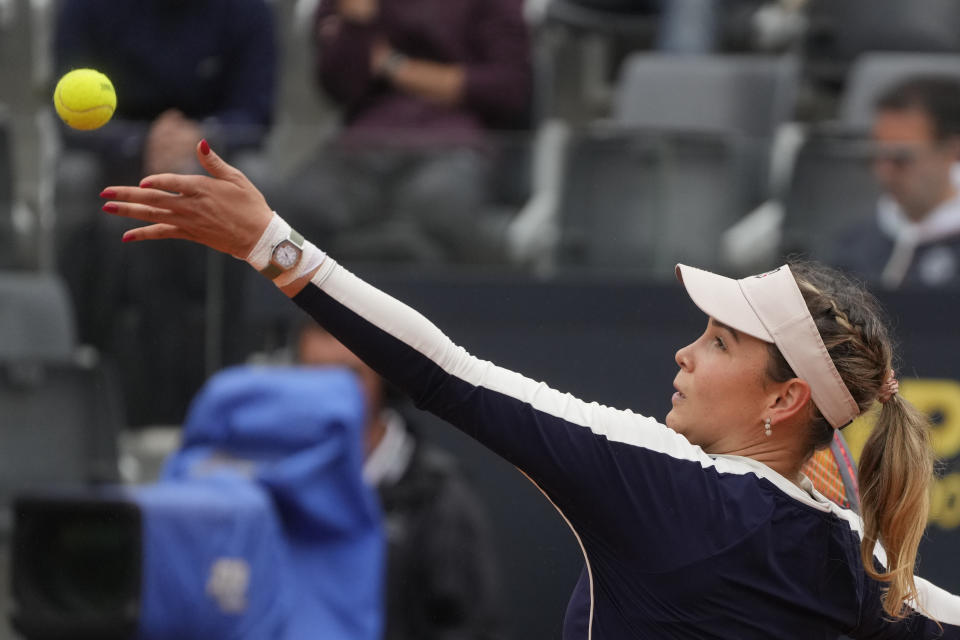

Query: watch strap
[[245, 212, 288, 270], [377, 50, 408, 80], [260, 262, 284, 280]]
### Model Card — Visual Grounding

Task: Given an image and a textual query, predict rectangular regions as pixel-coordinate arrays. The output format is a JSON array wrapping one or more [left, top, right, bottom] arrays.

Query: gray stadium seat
[[808, 0, 960, 66], [613, 54, 800, 138], [839, 53, 960, 129], [779, 128, 880, 262], [0, 270, 122, 530], [803, 0, 960, 96], [556, 132, 661, 272], [0, 271, 76, 361], [556, 130, 755, 274], [0, 109, 15, 269], [614, 53, 799, 204], [0, 362, 122, 527], [554, 54, 798, 275]]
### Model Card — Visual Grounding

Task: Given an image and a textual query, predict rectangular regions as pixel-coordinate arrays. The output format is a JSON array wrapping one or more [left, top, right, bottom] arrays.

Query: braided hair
[[764, 262, 935, 620]]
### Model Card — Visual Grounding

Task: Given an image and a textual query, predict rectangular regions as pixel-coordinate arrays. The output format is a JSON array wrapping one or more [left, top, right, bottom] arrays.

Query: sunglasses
[[872, 146, 923, 169], [870, 141, 954, 169]]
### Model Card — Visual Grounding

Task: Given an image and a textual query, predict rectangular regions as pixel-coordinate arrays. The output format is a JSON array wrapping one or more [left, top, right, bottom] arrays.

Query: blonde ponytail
[[766, 262, 939, 620], [858, 394, 935, 618]]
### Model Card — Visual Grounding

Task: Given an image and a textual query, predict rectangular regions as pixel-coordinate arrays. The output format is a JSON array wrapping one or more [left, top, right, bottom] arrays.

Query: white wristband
[[245, 212, 290, 271], [245, 212, 327, 287], [273, 240, 326, 288]]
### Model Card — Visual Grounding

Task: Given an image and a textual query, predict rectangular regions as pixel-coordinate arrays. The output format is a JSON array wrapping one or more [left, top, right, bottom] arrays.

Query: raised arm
[[101, 142, 769, 561]]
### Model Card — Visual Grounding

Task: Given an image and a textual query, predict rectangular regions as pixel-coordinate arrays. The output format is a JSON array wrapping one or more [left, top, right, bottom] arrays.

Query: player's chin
[[664, 409, 680, 432]]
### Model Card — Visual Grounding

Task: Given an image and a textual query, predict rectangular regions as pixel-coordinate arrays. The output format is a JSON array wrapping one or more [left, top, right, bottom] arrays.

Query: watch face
[[273, 240, 302, 269]]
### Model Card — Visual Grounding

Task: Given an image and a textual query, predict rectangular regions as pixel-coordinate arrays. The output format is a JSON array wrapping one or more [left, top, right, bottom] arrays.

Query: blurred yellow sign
[[842, 379, 960, 530]]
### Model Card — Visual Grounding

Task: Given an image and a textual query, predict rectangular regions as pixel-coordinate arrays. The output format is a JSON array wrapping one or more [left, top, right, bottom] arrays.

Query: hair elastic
[[877, 369, 899, 404]]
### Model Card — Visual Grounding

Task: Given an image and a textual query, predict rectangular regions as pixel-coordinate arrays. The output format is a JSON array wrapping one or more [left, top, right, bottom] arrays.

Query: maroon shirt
[[315, 0, 531, 147]]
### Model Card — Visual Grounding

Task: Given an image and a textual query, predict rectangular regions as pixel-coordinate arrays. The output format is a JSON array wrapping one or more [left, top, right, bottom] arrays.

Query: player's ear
[[768, 378, 811, 423]]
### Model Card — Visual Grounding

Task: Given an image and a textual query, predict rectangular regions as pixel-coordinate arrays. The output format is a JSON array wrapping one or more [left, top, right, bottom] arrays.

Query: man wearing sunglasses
[[832, 75, 960, 289]]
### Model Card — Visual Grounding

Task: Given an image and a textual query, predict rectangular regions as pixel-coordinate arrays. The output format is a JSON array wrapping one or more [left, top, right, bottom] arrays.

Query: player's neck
[[722, 436, 807, 487]]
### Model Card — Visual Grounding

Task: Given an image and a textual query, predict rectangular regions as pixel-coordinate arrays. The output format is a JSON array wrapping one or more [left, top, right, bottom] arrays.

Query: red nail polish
[[100, 189, 116, 198], [200, 139, 210, 155], [102, 203, 118, 213], [140, 180, 153, 189], [122, 233, 133, 243]]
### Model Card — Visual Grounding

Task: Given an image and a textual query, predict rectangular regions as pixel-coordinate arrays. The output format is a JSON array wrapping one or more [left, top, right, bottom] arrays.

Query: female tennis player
[[101, 141, 960, 638]]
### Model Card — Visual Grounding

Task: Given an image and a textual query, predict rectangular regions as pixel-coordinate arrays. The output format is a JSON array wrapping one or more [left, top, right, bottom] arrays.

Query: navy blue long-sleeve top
[[54, 0, 276, 159], [290, 257, 960, 639]]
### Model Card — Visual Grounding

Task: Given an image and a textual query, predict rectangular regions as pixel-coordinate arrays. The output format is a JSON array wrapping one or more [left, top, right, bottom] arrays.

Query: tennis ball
[[53, 68, 116, 130]]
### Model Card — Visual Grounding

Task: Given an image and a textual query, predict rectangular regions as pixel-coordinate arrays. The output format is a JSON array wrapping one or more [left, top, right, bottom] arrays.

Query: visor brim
[[675, 264, 773, 343]]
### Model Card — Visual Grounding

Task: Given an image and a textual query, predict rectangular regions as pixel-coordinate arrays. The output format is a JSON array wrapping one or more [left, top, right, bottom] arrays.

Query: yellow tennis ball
[[53, 68, 117, 131]]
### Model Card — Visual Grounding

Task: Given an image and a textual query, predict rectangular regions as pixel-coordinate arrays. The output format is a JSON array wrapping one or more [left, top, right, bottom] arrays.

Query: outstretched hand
[[101, 140, 273, 259]]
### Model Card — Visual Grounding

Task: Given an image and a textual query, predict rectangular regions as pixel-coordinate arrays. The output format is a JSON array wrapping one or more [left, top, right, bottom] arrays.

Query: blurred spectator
[[265, 0, 532, 264], [744, 0, 808, 52], [658, 0, 805, 54], [297, 322, 502, 640], [830, 76, 960, 289], [54, 0, 278, 424], [528, 0, 784, 53], [658, 0, 724, 53]]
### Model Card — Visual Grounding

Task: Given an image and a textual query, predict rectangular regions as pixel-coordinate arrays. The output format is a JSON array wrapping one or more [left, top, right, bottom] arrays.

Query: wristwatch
[[377, 50, 408, 81], [259, 230, 305, 280]]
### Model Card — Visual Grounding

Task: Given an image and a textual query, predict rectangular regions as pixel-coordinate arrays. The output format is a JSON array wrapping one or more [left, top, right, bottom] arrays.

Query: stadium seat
[[615, 53, 799, 204], [779, 127, 880, 262], [0, 270, 122, 531], [839, 53, 960, 129], [0, 271, 76, 362], [613, 54, 800, 138], [552, 54, 799, 274], [805, 0, 960, 89], [0, 363, 122, 516], [555, 129, 755, 274], [555, 131, 660, 272], [0, 109, 15, 269], [812, 0, 960, 62]]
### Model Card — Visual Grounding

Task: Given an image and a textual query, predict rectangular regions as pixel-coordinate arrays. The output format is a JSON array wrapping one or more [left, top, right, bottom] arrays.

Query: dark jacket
[[831, 213, 960, 290], [379, 429, 500, 640], [55, 0, 277, 166]]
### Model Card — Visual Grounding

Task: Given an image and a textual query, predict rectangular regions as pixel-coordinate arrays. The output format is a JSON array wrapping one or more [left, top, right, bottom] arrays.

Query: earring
[[764, 418, 772, 437]]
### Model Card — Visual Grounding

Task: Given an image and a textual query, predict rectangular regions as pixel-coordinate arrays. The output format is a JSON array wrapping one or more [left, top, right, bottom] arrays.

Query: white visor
[[676, 264, 859, 429]]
